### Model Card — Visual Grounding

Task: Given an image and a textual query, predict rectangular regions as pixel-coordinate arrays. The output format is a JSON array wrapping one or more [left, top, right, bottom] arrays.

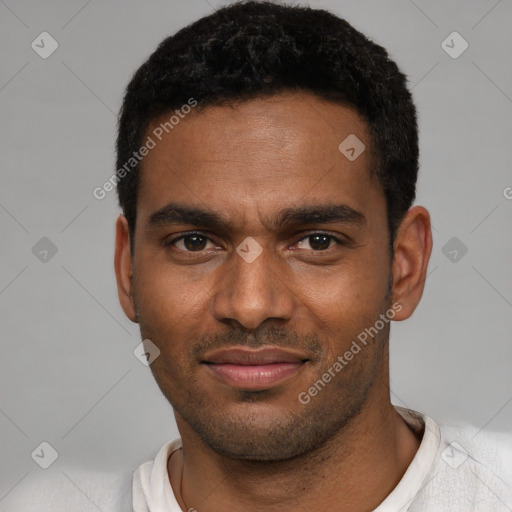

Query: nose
[[212, 240, 295, 330]]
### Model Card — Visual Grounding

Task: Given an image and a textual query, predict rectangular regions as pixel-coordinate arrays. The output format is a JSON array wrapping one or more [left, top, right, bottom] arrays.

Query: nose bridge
[[213, 238, 293, 329]]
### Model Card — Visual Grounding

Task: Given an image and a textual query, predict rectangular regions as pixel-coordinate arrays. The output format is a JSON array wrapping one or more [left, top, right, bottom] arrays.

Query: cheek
[[135, 250, 206, 314], [294, 253, 389, 348], [132, 268, 197, 363], [299, 249, 387, 303]]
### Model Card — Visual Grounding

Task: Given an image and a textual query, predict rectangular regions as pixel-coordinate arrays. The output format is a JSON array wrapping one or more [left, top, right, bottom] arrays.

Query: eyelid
[[296, 230, 349, 244], [162, 230, 218, 248]]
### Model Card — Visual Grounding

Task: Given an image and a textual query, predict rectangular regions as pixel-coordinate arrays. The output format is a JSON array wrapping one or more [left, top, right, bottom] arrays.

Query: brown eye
[[307, 234, 331, 250], [164, 233, 216, 252], [182, 235, 208, 251], [296, 233, 344, 251]]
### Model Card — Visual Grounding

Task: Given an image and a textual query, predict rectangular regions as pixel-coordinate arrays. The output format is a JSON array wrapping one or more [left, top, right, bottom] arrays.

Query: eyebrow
[[147, 202, 367, 231]]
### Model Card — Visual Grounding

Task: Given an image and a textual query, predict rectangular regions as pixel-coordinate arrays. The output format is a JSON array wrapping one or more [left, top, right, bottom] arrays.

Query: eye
[[164, 232, 218, 252], [164, 231, 348, 253], [294, 233, 346, 251]]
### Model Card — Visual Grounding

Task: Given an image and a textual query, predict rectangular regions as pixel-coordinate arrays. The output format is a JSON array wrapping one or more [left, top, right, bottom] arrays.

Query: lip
[[202, 347, 309, 391]]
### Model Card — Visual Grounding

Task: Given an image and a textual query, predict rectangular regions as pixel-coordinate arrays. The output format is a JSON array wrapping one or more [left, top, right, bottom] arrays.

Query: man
[[110, 1, 512, 511]]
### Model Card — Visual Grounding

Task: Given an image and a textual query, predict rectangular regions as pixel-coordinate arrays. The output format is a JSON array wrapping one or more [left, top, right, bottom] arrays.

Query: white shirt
[[4, 407, 512, 511], [131, 406, 512, 512]]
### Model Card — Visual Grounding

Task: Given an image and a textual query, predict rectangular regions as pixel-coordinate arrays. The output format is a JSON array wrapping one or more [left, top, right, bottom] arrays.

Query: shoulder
[[0, 467, 132, 512], [132, 438, 184, 511], [439, 420, 512, 481], [413, 418, 512, 511]]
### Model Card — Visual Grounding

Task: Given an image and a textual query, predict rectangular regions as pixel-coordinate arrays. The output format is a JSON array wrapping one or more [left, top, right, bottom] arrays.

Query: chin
[[185, 405, 343, 462]]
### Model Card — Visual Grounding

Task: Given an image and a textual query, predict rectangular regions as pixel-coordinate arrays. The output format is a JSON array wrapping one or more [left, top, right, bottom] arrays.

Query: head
[[114, 1, 432, 461]]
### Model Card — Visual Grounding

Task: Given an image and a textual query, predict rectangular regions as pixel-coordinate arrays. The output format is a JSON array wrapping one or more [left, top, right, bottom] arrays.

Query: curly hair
[[116, 0, 418, 254]]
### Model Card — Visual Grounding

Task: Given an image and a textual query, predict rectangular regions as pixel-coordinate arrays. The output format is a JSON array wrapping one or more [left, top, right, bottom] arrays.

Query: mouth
[[201, 347, 309, 391]]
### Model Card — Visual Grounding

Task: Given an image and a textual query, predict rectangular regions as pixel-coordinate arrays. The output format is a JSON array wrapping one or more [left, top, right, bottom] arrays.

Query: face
[[124, 92, 396, 460]]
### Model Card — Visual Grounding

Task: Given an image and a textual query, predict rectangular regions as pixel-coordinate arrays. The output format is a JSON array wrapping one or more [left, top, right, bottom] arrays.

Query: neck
[[168, 390, 421, 512]]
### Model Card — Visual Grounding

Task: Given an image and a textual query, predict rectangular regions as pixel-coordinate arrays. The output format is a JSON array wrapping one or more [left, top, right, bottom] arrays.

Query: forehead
[[136, 92, 384, 232]]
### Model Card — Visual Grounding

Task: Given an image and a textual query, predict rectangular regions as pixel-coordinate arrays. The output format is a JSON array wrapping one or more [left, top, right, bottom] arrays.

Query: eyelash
[[163, 231, 348, 252]]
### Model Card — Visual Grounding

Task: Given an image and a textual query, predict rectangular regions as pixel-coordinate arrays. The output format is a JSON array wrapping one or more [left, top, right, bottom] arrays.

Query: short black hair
[[116, 0, 418, 255]]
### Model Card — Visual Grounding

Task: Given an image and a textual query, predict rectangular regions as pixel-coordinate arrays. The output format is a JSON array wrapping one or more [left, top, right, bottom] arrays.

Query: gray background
[[1, 0, 511, 504]]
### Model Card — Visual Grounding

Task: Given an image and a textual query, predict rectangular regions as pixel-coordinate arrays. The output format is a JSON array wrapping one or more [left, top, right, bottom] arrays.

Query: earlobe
[[114, 215, 138, 323], [391, 206, 433, 321]]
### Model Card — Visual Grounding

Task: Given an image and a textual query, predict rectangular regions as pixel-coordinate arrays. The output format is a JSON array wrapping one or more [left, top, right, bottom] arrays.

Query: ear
[[114, 215, 138, 323], [391, 206, 433, 321]]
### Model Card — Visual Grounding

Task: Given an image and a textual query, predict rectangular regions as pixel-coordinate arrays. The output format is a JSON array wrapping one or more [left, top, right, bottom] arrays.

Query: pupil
[[310, 235, 329, 250], [185, 235, 206, 251]]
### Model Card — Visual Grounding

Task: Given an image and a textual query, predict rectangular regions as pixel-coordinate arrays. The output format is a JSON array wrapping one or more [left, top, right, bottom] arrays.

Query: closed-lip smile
[[202, 347, 309, 390]]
